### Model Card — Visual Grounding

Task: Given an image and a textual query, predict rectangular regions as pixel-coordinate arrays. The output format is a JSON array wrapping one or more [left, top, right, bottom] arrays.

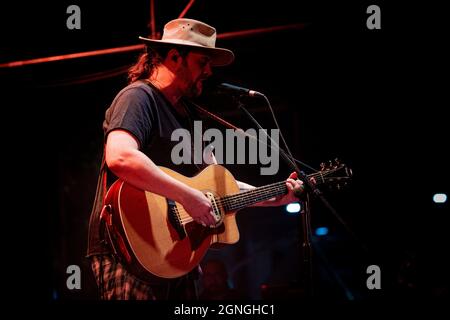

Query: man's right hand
[[180, 188, 216, 227]]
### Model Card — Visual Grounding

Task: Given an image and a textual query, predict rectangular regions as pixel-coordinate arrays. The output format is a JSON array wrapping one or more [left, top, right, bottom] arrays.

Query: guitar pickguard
[[166, 199, 186, 240]]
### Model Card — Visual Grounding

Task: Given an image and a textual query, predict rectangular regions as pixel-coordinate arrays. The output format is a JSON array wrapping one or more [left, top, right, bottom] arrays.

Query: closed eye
[[198, 58, 211, 68]]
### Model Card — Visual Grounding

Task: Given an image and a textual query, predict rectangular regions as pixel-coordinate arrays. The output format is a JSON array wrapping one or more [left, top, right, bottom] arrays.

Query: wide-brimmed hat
[[139, 18, 234, 66]]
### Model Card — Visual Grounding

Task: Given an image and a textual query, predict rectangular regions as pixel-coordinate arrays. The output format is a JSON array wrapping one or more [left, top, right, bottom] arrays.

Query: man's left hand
[[272, 172, 304, 206]]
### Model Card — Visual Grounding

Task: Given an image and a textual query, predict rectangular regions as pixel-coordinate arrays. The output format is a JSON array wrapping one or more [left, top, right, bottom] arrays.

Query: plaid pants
[[90, 255, 199, 300]]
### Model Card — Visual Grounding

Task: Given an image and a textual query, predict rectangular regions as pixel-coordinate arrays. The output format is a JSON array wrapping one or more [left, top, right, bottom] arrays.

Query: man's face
[[177, 51, 212, 98]]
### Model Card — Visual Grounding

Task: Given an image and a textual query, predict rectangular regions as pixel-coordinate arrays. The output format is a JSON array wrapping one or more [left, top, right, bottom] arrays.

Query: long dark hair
[[127, 45, 190, 84]]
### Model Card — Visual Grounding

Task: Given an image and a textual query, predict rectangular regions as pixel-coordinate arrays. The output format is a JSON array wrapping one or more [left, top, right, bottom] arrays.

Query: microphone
[[217, 83, 265, 98]]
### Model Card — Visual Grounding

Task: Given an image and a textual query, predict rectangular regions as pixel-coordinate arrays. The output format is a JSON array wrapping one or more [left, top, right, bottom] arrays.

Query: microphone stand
[[190, 94, 366, 298], [237, 94, 368, 297], [237, 99, 316, 297]]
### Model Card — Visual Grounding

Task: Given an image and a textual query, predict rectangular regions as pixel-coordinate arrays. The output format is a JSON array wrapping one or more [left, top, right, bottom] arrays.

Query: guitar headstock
[[310, 158, 352, 190]]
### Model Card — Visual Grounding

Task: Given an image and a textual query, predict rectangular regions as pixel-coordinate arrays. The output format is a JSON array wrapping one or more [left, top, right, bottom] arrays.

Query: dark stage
[[2, 0, 448, 310]]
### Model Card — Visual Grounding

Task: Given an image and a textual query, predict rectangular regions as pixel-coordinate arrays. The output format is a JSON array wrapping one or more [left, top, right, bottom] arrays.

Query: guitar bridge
[[205, 192, 224, 227]]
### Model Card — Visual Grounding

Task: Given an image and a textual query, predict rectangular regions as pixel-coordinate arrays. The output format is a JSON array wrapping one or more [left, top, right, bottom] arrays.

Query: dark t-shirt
[[87, 80, 204, 258]]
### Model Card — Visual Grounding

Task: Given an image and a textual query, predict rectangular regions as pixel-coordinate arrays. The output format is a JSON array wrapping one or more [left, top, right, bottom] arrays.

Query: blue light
[[286, 202, 301, 214], [315, 227, 329, 236], [433, 193, 447, 204]]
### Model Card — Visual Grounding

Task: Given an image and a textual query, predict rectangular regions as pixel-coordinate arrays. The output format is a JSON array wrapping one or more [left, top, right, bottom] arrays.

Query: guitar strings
[[179, 167, 341, 216], [176, 182, 288, 224], [176, 184, 287, 223], [174, 167, 346, 224], [176, 174, 316, 223], [176, 178, 342, 223]]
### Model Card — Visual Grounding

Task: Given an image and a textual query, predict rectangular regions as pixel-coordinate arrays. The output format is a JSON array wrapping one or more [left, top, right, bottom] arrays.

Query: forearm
[[107, 148, 193, 204]]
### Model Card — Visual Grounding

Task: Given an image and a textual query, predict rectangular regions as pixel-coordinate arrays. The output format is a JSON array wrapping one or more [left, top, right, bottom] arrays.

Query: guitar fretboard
[[219, 181, 288, 211], [214, 165, 348, 212]]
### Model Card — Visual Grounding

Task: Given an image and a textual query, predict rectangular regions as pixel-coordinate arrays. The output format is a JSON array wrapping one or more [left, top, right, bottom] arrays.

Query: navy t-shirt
[[87, 80, 204, 258]]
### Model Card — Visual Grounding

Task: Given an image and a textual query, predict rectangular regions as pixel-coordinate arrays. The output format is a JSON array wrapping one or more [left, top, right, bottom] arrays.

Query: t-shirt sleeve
[[104, 87, 156, 148]]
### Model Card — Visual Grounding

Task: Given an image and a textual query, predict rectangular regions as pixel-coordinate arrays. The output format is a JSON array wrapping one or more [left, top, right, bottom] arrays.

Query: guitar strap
[[97, 146, 132, 262], [186, 100, 243, 131], [97, 146, 108, 245], [95, 145, 134, 296], [92, 146, 108, 299], [186, 100, 262, 146]]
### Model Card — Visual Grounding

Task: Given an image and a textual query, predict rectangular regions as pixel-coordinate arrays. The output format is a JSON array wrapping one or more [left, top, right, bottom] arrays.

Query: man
[[87, 18, 304, 300]]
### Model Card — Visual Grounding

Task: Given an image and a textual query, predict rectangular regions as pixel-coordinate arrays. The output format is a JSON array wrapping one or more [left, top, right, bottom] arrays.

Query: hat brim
[[139, 36, 234, 67]]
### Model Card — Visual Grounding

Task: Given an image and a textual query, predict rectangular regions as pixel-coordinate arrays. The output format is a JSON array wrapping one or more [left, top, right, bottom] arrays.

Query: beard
[[178, 59, 206, 98], [185, 78, 203, 98]]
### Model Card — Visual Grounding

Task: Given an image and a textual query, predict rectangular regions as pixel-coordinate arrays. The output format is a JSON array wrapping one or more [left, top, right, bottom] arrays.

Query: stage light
[[433, 193, 447, 204], [286, 202, 301, 214], [315, 227, 329, 236]]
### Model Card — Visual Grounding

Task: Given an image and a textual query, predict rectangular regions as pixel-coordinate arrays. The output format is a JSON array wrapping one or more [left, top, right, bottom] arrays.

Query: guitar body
[[104, 165, 240, 281]]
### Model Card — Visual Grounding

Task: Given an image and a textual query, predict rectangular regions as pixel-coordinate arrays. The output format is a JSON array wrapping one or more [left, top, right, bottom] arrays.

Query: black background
[[1, 0, 448, 311]]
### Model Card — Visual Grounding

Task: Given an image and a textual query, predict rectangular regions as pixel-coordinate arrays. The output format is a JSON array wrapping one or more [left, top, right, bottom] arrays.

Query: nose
[[203, 62, 213, 78]]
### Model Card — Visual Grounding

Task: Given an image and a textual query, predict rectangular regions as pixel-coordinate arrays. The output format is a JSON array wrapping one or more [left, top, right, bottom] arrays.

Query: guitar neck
[[216, 164, 347, 212], [220, 181, 288, 211]]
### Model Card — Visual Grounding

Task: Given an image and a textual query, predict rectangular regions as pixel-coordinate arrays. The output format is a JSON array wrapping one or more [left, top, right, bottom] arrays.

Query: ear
[[166, 48, 181, 64]]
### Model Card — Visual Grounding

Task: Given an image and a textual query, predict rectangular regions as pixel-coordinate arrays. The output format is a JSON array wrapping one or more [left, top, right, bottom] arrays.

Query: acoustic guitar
[[101, 161, 351, 281]]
